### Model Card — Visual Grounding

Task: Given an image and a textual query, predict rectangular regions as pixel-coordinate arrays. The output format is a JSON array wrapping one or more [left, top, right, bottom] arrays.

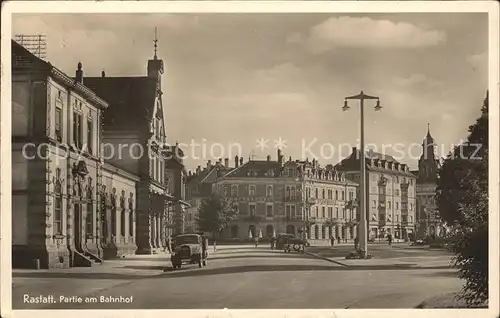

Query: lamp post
[[343, 91, 382, 256]]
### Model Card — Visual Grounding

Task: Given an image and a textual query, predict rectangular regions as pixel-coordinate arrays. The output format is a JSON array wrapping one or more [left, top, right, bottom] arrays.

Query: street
[[12, 244, 463, 309]]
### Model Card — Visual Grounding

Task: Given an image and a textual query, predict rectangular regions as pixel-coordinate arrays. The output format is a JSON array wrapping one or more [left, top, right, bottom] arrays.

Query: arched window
[[129, 196, 134, 237], [53, 169, 63, 235], [267, 186, 273, 197]]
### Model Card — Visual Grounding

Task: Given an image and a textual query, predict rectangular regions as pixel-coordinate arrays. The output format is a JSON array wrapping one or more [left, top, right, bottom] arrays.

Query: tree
[[436, 91, 488, 306], [196, 193, 239, 239]]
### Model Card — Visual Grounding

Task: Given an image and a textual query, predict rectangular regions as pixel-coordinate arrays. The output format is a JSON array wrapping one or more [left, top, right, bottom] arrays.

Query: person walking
[[270, 236, 276, 250], [254, 236, 259, 247], [213, 239, 217, 252], [337, 236, 341, 245], [388, 233, 393, 247], [330, 236, 335, 247], [354, 237, 359, 250]]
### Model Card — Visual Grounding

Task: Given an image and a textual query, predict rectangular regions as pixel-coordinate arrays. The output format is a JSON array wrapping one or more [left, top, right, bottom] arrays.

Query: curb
[[304, 251, 348, 267]]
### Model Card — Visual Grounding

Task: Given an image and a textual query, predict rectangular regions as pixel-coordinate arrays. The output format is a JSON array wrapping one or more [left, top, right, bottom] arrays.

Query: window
[[396, 202, 399, 209], [341, 191, 345, 201], [53, 171, 63, 235], [335, 207, 339, 218], [288, 168, 294, 177], [249, 185, 256, 196], [86, 202, 93, 237], [87, 118, 93, 154], [129, 200, 134, 237], [267, 186, 273, 197], [322, 207, 326, 218], [291, 187, 296, 200], [335, 190, 339, 200], [388, 201, 391, 209], [55, 108, 62, 142], [322, 189, 325, 199], [291, 205, 296, 217], [328, 207, 333, 218], [286, 186, 290, 199], [315, 188, 318, 198], [328, 190, 332, 199], [349, 191, 353, 200], [395, 189, 400, 196], [266, 205, 273, 217], [73, 112, 83, 149], [231, 185, 237, 196], [396, 215, 399, 222], [121, 208, 126, 237], [249, 204, 256, 216], [306, 188, 311, 198], [342, 208, 346, 219], [286, 205, 291, 218]]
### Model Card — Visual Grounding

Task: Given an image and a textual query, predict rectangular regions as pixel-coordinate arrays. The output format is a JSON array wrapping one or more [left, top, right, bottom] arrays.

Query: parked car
[[170, 234, 208, 269]]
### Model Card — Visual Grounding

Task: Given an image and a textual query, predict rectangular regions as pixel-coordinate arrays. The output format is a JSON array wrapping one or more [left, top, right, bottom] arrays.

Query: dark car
[[170, 234, 208, 269]]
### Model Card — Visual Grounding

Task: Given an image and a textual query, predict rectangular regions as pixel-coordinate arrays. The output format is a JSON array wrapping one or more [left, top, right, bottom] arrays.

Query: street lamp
[[343, 91, 382, 257]]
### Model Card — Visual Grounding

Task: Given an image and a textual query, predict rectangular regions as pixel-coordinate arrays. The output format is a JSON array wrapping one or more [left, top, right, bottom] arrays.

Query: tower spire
[[153, 27, 158, 60]]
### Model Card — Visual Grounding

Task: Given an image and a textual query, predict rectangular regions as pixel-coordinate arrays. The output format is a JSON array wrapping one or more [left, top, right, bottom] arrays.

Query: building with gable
[[11, 40, 139, 269], [336, 147, 417, 240], [82, 46, 188, 254], [412, 125, 448, 238]]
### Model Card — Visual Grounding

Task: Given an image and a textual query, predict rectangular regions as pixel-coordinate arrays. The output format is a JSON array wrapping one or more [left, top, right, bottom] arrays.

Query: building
[[336, 147, 417, 241], [184, 157, 237, 234], [213, 150, 358, 244], [82, 45, 184, 254], [11, 40, 139, 269], [412, 125, 447, 238], [165, 143, 189, 236]]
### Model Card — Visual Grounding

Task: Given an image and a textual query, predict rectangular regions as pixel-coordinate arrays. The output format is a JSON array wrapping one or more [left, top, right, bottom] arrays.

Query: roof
[[83, 76, 158, 129], [222, 160, 282, 178], [12, 40, 108, 109]]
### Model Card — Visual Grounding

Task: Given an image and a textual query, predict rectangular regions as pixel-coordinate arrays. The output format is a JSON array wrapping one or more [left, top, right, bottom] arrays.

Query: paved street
[[12, 244, 463, 309]]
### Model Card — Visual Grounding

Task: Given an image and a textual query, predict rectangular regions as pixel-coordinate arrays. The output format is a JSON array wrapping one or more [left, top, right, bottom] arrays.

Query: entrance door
[[74, 204, 82, 251]]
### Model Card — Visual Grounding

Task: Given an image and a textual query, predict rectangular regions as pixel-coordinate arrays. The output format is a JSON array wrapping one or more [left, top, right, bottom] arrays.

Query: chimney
[[235, 155, 239, 168], [277, 149, 283, 164], [224, 158, 229, 168], [239, 157, 243, 166], [267, 155, 271, 161], [207, 160, 212, 169], [101, 70, 106, 78], [75, 62, 83, 83]]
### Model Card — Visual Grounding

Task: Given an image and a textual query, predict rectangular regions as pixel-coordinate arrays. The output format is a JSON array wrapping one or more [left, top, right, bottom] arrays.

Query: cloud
[[296, 16, 446, 53], [467, 52, 487, 69], [393, 74, 443, 88], [286, 32, 304, 44]]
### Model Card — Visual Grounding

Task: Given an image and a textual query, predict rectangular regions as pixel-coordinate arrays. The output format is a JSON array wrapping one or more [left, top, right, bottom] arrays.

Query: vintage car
[[276, 233, 305, 252], [170, 234, 208, 269]]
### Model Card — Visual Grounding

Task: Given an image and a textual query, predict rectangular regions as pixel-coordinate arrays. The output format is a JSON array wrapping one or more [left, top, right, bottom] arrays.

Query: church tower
[[418, 123, 439, 182], [147, 27, 164, 86]]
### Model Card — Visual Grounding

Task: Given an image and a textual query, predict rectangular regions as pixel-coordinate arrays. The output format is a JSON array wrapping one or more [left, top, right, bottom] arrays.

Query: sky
[[12, 13, 489, 171]]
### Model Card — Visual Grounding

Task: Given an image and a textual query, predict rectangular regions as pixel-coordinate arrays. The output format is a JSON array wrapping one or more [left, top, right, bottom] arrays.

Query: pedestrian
[[388, 233, 393, 247], [330, 236, 334, 247], [270, 236, 276, 250], [213, 239, 217, 252], [254, 236, 259, 247], [354, 237, 359, 250], [337, 236, 341, 245]]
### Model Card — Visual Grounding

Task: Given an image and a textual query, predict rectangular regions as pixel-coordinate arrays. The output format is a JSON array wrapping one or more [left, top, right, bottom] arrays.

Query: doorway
[[74, 203, 82, 251]]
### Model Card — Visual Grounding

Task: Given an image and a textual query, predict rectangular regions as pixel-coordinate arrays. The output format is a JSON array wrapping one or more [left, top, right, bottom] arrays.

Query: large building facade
[[212, 150, 359, 244], [336, 147, 417, 240], [413, 126, 448, 238], [11, 40, 139, 268], [83, 49, 181, 254]]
